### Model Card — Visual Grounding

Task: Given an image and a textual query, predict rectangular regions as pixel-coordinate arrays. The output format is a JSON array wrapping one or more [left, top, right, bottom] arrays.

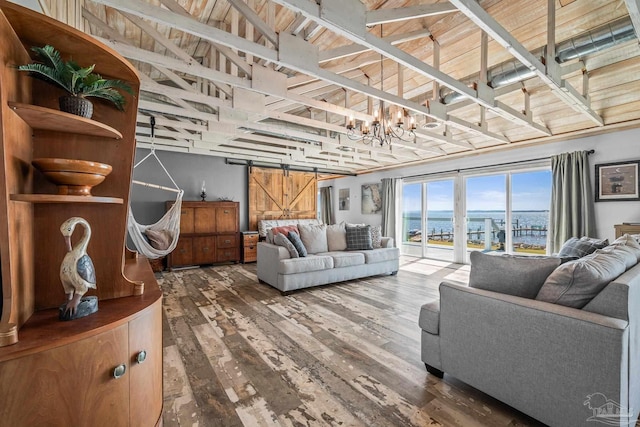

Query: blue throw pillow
[[287, 231, 307, 257]]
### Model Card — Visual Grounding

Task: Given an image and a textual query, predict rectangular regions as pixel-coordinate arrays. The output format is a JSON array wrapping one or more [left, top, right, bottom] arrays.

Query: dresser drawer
[[243, 233, 259, 245], [217, 234, 238, 248]]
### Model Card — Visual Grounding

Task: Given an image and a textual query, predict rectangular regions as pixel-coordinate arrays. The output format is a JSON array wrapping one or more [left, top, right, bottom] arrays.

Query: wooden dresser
[[0, 3, 162, 426], [167, 201, 240, 268], [614, 223, 640, 238]]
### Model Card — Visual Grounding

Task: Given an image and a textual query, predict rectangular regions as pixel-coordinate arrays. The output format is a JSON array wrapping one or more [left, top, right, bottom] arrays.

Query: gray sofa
[[420, 243, 640, 427], [256, 220, 399, 293]]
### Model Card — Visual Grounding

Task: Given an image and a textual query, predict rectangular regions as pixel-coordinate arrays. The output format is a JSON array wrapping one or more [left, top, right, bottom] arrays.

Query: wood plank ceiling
[[48, 0, 640, 174]]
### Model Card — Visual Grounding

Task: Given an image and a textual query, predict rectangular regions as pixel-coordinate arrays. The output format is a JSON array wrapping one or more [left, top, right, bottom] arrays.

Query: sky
[[402, 170, 552, 211]]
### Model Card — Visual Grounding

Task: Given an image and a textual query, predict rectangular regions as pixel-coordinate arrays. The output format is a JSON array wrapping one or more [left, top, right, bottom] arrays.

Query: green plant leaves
[[17, 45, 133, 111]]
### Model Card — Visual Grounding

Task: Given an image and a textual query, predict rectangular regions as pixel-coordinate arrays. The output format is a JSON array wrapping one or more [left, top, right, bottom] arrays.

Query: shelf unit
[[0, 2, 162, 425]]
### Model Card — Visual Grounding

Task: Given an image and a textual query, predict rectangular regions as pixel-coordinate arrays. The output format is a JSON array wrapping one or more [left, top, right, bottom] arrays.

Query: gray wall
[[130, 149, 248, 230]]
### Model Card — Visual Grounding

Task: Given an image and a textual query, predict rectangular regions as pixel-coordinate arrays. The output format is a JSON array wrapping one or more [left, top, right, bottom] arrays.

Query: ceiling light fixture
[[345, 26, 417, 147]]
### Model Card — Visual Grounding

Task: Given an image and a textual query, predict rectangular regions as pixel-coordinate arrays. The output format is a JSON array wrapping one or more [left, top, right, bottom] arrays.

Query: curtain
[[320, 186, 335, 225], [549, 150, 596, 253], [381, 178, 397, 242]]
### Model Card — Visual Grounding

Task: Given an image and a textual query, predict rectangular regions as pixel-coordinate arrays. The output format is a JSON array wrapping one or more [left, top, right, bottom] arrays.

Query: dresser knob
[[113, 364, 127, 379], [136, 350, 147, 364], [203, 247, 209, 251], [225, 239, 230, 244]]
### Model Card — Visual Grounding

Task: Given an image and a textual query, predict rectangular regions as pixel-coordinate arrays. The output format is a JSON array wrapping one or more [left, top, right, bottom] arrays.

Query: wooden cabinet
[[242, 231, 259, 263], [615, 223, 640, 238], [0, 3, 161, 425], [167, 201, 240, 268]]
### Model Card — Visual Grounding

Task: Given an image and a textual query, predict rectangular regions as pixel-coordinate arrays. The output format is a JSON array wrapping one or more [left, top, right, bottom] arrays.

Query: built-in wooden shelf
[[8, 102, 123, 139], [10, 194, 123, 204]]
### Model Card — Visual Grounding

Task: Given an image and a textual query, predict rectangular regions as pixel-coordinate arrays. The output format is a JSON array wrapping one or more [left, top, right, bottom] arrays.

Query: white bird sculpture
[[59, 217, 97, 320]]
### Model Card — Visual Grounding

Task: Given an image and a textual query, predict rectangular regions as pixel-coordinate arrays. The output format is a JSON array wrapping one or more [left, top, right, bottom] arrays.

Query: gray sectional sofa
[[419, 236, 640, 427], [256, 219, 399, 293]]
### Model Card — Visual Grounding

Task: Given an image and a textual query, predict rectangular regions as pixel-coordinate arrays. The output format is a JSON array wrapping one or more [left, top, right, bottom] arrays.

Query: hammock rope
[[127, 116, 184, 259]]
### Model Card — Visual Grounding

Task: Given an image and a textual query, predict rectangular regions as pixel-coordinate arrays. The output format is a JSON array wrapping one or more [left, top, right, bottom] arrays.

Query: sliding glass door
[[401, 179, 455, 261], [401, 166, 551, 264]]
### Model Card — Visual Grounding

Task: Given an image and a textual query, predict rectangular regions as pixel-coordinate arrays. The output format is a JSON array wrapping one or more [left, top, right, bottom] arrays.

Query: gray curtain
[[549, 150, 596, 253], [381, 178, 397, 241], [320, 186, 335, 225]]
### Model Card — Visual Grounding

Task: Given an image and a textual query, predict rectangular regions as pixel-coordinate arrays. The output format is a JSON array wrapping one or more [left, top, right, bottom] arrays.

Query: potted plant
[[17, 45, 134, 119]]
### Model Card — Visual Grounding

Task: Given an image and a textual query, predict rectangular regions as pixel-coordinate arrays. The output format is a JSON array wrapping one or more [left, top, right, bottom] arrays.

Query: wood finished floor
[[159, 257, 544, 427]]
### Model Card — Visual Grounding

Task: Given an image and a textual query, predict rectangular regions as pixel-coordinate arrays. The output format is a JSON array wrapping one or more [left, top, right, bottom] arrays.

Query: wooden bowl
[[32, 158, 113, 196]]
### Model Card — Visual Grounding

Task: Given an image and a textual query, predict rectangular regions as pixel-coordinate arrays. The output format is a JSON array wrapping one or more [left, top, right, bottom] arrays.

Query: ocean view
[[402, 210, 549, 249]]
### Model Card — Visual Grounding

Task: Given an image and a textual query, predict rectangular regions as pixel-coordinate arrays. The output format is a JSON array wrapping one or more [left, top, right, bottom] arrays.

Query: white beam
[[365, 3, 457, 26], [226, 0, 279, 47], [449, 0, 603, 126], [625, 0, 640, 40]]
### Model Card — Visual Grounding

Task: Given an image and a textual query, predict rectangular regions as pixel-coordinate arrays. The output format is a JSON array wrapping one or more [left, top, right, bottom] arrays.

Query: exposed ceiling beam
[[318, 28, 431, 63], [448, 0, 603, 126], [225, 0, 279, 48], [365, 3, 457, 26], [625, 0, 640, 40], [270, 0, 549, 135]]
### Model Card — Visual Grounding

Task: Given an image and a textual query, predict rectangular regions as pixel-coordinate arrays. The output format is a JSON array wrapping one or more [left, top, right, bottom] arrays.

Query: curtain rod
[[225, 158, 356, 176], [401, 149, 595, 180]]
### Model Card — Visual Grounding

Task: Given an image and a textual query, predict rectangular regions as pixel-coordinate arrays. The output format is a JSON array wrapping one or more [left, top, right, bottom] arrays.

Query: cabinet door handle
[[113, 364, 127, 379], [224, 239, 231, 244], [223, 210, 229, 214], [136, 350, 147, 364], [203, 247, 209, 251]]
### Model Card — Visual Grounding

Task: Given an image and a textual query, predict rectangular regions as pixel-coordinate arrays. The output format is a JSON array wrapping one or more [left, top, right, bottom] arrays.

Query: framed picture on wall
[[339, 188, 350, 210], [595, 160, 640, 201], [361, 183, 382, 214]]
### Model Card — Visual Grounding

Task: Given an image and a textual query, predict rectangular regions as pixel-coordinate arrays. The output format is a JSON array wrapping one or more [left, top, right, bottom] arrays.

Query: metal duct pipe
[[442, 16, 635, 105]]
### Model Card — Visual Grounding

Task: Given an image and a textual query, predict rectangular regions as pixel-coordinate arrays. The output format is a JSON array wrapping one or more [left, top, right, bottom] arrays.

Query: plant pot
[[59, 96, 93, 119]]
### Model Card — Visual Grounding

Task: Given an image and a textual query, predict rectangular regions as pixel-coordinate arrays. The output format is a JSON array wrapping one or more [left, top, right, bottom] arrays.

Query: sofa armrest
[[257, 242, 290, 286], [381, 237, 394, 248], [437, 281, 630, 425]]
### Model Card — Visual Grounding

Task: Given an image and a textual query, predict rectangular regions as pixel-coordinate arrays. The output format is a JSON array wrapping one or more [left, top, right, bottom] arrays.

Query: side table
[[241, 231, 259, 263]]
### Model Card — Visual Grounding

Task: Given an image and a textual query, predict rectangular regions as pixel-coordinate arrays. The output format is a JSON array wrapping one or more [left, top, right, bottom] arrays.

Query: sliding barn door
[[248, 167, 317, 231]]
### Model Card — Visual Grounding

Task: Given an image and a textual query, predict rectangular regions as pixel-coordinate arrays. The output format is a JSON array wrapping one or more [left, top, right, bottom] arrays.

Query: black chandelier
[[346, 102, 417, 147], [345, 26, 417, 147]]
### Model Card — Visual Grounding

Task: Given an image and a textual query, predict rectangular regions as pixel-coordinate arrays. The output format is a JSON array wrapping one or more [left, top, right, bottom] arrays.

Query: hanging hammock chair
[[127, 117, 184, 259]]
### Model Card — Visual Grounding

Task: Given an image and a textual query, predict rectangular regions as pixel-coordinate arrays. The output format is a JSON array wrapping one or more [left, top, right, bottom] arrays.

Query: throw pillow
[[286, 231, 307, 257], [145, 229, 173, 250], [557, 236, 609, 258], [536, 248, 628, 308], [273, 233, 299, 258], [267, 225, 299, 244], [346, 225, 373, 250], [611, 234, 640, 262], [469, 251, 563, 299], [370, 225, 382, 249], [298, 224, 328, 254], [326, 222, 347, 251]]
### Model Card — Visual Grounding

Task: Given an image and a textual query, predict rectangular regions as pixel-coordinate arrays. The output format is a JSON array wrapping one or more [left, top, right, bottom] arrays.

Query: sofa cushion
[[273, 233, 299, 258], [326, 223, 347, 251], [371, 225, 382, 249], [357, 247, 399, 264], [611, 234, 640, 262], [557, 236, 609, 258], [278, 255, 334, 275], [419, 300, 440, 334], [469, 251, 563, 299], [298, 224, 328, 254], [321, 251, 365, 268], [536, 248, 628, 308], [286, 231, 307, 257], [346, 225, 373, 250]]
